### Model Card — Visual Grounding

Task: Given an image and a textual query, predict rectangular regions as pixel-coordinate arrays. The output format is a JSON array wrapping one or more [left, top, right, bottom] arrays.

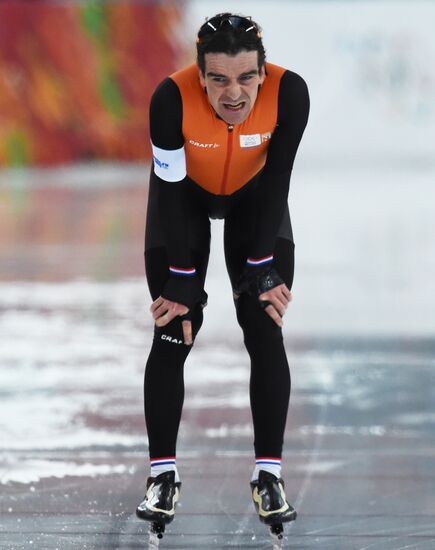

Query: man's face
[[199, 50, 265, 125]]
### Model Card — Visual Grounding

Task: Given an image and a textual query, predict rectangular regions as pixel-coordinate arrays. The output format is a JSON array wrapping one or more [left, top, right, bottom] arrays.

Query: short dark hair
[[196, 13, 266, 75]]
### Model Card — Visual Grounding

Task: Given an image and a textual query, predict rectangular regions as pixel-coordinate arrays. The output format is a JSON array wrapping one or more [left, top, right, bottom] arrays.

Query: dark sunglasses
[[197, 15, 261, 41]]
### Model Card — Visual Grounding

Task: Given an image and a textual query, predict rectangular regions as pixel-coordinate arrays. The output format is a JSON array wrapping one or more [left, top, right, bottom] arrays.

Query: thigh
[[144, 173, 211, 300], [224, 205, 295, 290], [145, 172, 211, 254]]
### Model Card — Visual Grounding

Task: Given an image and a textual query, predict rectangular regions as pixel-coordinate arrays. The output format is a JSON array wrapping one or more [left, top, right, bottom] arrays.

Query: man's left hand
[[234, 265, 293, 327], [259, 283, 292, 327]]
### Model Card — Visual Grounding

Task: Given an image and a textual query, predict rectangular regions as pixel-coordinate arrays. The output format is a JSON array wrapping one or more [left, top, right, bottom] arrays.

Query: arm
[[150, 77, 192, 272], [248, 70, 310, 264], [149, 78, 206, 336], [235, 71, 310, 324]]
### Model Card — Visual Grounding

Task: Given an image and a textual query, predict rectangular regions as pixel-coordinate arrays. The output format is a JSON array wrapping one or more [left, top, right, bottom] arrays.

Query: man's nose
[[225, 81, 242, 101]]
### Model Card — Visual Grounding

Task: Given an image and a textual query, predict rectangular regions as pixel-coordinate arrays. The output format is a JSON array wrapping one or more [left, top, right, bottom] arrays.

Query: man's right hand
[[150, 296, 193, 345], [152, 274, 207, 345]]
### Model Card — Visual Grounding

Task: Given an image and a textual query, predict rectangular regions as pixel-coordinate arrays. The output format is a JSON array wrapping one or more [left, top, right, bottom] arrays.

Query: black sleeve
[[150, 77, 184, 150], [149, 78, 194, 271], [248, 70, 310, 261]]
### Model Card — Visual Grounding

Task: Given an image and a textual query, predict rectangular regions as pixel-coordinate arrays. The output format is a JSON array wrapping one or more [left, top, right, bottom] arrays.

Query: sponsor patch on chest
[[240, 132, 272, 148]]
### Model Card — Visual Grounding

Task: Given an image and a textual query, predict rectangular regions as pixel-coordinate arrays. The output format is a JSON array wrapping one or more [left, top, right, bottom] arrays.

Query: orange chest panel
[[170, 63, 285, 195]]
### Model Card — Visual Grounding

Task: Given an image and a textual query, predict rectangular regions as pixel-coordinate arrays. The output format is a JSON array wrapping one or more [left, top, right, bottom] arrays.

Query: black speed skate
[[136, 470, 181, 541], [250, 470, 297, 541]]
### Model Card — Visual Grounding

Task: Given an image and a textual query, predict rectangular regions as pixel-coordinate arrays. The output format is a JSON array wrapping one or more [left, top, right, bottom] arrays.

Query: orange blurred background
[[0, 1, 188, 281], [0, 0, 187, 166]]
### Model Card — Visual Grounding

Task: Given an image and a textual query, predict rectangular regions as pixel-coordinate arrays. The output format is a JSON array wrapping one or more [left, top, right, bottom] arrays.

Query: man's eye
[[240, 75, 253, 81], [212, 77, 226, 83]]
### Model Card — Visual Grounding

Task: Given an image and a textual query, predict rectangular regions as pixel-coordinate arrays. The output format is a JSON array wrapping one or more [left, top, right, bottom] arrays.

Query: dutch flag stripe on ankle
[[169, 266, 196, 276], [247, 254, 273, 266], [150, 456, 176, 466], [256, 457, 281, 466]]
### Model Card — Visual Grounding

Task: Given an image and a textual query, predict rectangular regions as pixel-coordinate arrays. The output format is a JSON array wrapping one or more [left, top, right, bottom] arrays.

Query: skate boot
[[136, 470, 181, 541], [250, 470, 297, 541]]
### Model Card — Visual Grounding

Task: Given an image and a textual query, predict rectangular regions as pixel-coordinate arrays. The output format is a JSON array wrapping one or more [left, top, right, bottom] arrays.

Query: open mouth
[[223, 101, 246, 111]]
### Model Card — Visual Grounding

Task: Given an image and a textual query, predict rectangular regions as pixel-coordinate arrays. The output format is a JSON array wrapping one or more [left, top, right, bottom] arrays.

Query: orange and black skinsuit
[[144, 62, 309, 461]]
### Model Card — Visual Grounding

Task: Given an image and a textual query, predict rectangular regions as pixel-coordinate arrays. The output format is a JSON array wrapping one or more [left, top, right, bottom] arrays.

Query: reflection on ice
[[0, 456, 133, 485], [1, 279, 435, 489]]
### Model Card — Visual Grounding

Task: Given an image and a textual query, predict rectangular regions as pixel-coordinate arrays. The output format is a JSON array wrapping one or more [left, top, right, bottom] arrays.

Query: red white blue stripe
[[169, 266, 196, 276], [150, 456, 176, 467], [247, 254, 273, 266], [256, 457, 281, 466]]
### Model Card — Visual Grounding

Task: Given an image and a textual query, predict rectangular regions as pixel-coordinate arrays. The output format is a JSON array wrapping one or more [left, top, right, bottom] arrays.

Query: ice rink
[[1, 167, 435, 549]]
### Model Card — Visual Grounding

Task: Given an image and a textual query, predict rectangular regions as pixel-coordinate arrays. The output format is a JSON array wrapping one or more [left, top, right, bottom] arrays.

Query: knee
[[235, 294, 283, 350], [153, 303, 205, 348]]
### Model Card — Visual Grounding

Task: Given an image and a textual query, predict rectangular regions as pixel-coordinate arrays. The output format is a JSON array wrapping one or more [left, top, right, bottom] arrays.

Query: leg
[[235, 274, 292, 457], [144, 173, 211, 460], [224, 205, 295, 459], [144, 246, 209, 459], [229, 238, 297, 533]]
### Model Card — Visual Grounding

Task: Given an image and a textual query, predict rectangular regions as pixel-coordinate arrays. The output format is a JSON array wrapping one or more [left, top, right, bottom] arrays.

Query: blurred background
[[1, 0, 435, 533], [1, 0, 434, 331]]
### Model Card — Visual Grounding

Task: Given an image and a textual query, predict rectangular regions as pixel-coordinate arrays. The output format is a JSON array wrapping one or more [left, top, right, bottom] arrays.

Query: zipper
[[220, 124, 234, 195]]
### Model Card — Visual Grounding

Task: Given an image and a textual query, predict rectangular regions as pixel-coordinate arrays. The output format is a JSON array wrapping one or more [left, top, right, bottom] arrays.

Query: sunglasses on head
[[197, 14, 260, 41]]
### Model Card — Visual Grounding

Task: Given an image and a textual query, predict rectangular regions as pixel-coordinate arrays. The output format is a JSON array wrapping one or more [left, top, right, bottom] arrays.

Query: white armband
[[151, 143, 186, 182]]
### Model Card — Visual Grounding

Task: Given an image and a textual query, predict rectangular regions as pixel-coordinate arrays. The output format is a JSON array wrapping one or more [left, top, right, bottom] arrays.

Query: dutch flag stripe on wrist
[[169, 266, 196, 276], [150, 456, 176, 467], [247, 254, 273, 266], [256, 457, 281, 466]]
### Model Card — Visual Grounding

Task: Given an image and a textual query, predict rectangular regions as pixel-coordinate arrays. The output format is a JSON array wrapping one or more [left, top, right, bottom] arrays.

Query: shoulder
[[275, 69, 310, 122], [151, 64, 200, 109], [279, 69, 309, 99], [265, 62, 307, 89], [263, 63, 309, 108], [149, 77, 183, 148], [150, 77, 181, 108]]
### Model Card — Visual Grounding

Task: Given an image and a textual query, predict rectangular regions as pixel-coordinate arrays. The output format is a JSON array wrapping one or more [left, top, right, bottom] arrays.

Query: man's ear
[[259, 64, 266, 85], [198, 68, 206, 88]]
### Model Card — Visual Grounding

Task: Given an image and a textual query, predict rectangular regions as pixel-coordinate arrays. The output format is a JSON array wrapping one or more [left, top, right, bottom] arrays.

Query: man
[[136, 13, 309, 537]]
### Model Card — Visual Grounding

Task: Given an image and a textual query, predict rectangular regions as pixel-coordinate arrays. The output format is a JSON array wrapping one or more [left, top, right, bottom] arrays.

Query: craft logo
[[161, 334, 183, 344], [189, 140, 220, 149]]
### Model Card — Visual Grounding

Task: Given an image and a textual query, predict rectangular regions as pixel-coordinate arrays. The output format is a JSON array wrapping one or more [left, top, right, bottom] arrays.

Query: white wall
[[187, 1, 435, 168], [183, 1, 435, 337]]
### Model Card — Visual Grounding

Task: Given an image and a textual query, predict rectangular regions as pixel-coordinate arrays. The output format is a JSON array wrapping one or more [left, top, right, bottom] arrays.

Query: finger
[[281, 285, 292, 301], [271, 285, 290, 306], [268, 297, 287, 318], [155, 307, 178, 327], [152, 302, 170, 320], [155, 313, 170, 327], [150, 296, 164, 313], [155, 302, 189, 326], [272, 289, 290, 308], [265, 304, 283, 327], [182, 320, 193, 345], [260, 289, 288, 310], [177, 305, 189, 316]]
